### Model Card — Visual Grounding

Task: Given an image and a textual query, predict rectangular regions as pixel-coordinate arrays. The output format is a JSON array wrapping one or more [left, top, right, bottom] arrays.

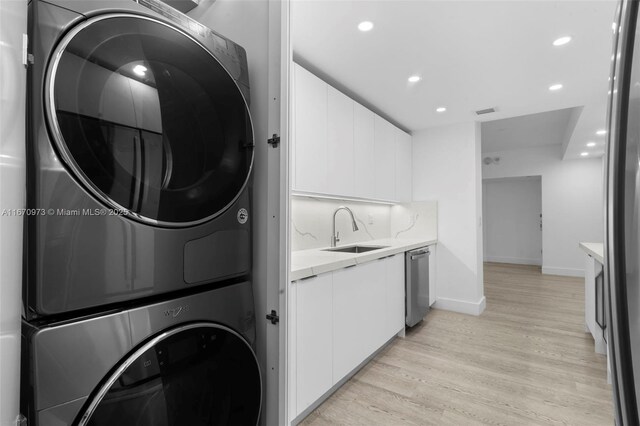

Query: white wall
[[482, 145, 604, 276], [483, 176, 542, 265], [413, 122, 485, 316], [0, 1, 27, 424], [189, 2, 281, 424]]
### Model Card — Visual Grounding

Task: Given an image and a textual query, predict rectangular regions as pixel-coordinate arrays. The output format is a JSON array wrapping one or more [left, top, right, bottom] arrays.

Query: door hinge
[[266, 309, 279, 325], [267, 134, 280, 148]]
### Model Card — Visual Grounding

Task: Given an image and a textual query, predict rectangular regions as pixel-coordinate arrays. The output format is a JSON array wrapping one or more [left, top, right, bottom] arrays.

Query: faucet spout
[[331, 206, 359, 247]]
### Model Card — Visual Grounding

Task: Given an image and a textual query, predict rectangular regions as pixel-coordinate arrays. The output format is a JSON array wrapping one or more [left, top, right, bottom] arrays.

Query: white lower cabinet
[[332, 260, 387, 382], [295, 274, 333, 416], [386, 254, 406, 337], [332, 265, 369, 382], [292, 255, 406, 420], [429, 245, 436, 306]]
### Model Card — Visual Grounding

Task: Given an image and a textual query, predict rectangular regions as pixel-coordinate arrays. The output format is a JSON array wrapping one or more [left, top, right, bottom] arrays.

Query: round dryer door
[[76, 323, 262, 425], [46, 14, 254, 226]]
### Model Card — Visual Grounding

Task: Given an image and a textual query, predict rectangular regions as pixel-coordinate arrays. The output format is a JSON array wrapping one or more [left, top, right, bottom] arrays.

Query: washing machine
[[25, 0, 255, 319], [21, 282, 261, 425]]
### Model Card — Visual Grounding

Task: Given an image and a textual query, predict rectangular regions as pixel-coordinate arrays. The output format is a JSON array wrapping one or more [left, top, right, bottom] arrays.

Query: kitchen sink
[[323, 245, 388, 254]]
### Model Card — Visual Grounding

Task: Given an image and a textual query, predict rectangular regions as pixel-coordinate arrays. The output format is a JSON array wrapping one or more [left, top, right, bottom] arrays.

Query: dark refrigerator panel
[[606, 1, 640, 424]]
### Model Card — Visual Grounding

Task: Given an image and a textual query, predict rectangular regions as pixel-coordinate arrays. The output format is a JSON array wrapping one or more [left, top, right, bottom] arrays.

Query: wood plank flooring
[[299, 262, 613, 425]]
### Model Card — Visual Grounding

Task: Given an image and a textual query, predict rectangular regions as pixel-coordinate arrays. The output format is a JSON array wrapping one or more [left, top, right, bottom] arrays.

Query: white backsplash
[[291, 197, 439, 251], [291, 196, 392, 251], [390, 201, 438, 240]]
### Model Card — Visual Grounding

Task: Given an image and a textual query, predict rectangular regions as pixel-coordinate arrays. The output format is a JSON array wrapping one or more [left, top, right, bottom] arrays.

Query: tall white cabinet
[[292, 63, 412, 202], [327, 87, 355, 196], [395, 129, 413, 202], [293, 65, 327, 193], [374, 115, 396, 201], [353, 103, 376, 199]]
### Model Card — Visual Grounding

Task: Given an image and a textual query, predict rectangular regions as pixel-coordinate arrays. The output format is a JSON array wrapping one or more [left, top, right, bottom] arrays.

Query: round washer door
[[47, 14, 254, 226], [76, 323, 262, 425]]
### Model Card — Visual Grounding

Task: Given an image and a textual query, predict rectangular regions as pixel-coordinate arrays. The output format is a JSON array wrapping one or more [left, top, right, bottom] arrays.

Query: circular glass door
[[47, 14, 254, 226], [76, 323, 262, 425]]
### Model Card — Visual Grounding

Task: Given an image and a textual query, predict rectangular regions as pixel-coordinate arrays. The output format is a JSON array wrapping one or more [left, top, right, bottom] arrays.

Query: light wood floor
[[300, 262, 613, 425]]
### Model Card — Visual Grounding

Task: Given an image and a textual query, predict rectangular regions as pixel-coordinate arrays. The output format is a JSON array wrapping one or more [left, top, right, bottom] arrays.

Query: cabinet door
[[327, 87, 354, 196], [386, 254, 406, 337], [332, 261, 386, 382], [429, 245, 436, 306], [293, 64, 327, 193], [354, 104, 375, 199], [374, 115, 396, 200], [395, 129, 413, 202], [332, 265, 367, 382], [584, 254, 597, 335], [296, 274, 333, 416], [369, 258, 390, 351]]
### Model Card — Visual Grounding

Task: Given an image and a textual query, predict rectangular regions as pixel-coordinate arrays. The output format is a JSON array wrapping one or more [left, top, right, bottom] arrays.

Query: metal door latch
[[267, 134, 280, 148], [266, 310, 279, 324]]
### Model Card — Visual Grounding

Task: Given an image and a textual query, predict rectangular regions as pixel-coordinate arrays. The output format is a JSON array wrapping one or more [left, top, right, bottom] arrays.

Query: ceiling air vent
[[475, 107, 497, 115]]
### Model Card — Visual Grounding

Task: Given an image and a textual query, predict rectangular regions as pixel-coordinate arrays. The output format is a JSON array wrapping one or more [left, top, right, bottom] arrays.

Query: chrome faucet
[[331, 206, 359, 247]]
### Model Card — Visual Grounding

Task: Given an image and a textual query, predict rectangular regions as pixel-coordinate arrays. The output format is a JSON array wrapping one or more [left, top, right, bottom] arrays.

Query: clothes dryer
[[26, 0, 255, 318]]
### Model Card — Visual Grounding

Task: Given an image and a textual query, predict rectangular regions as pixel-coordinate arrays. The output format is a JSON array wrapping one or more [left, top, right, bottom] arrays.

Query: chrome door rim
[[75, 321, 262, 426], [44, 13, 254, 228]]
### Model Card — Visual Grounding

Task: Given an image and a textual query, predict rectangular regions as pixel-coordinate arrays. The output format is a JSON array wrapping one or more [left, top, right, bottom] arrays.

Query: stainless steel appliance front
[[405, 247, 430, 327]]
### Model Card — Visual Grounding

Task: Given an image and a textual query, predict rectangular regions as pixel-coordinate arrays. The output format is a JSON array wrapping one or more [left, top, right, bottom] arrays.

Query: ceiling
[[481, 107, 580, 153], [291, 0, 617, 159]]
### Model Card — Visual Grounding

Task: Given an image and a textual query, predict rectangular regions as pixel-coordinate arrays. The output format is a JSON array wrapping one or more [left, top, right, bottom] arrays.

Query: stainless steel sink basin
[[323, 245, 388, 254]]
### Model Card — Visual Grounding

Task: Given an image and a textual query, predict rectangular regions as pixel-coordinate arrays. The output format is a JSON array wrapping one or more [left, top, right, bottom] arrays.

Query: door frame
[[266, 0, 291, 425]]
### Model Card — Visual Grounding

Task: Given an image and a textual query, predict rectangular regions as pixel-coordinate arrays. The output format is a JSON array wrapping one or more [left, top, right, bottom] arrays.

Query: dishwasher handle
[[410, 249, 430, 260]]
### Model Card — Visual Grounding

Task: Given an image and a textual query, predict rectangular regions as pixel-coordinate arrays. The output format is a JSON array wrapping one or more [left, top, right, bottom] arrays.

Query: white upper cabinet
[[292, 63, 412, 202], [374, 115, 396, 201], [293, 64, 327, 193], [353, 103, 376, 199], [327, 87, 354, 196], [395, 129, 413, 202]]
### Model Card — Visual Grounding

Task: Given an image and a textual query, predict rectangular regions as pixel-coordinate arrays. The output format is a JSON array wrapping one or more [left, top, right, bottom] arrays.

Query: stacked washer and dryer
[[21, 0, 261, 424]]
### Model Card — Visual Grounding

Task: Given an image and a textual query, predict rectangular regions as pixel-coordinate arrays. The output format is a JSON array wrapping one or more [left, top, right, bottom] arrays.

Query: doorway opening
[[482, 176, 542, 266]]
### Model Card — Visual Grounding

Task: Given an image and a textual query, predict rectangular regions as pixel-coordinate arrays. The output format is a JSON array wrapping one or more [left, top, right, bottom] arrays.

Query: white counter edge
[[291, 238, 437, 281], [579, 242, 604, 264]]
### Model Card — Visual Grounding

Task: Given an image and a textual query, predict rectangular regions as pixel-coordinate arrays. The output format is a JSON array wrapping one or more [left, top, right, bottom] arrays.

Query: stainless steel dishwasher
[[405, 247, 430, 327]]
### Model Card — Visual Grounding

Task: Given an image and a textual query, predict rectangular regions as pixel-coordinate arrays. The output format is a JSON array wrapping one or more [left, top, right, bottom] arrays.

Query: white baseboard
[[541, 266, 584, 277], [433, 296, 486, 316], [484, 256, 541, 266]]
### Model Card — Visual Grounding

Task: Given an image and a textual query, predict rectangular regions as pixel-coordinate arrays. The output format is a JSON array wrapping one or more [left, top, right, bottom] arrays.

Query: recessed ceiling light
[[358, 21, 374, 32], [587, 142, 596, 147], [436, 107, 446, 113], [596, 129, 607, 135], [549, 83, 563, 91], [553, 36, 572, 46], [133, 65, 147, 76], [580, 152, 589, 157], [408, 75, 421, 83]]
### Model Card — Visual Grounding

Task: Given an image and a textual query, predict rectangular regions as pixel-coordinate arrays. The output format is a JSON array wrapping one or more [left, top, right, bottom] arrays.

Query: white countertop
[[579, 242, 604, 264], [291, 237, 437, 281]]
